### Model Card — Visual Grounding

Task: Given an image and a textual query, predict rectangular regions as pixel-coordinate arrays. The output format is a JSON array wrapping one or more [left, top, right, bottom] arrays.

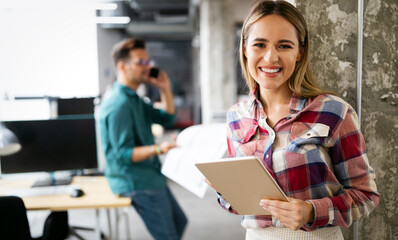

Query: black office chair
[[0, 196, 38, 239], [0, 196, 71, 240], [42, 211, 70, 240], [0, 196, 105, 240], [44, 211, 106, 240]]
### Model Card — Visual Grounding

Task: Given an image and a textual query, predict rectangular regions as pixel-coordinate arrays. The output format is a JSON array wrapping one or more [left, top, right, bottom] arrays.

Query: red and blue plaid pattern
[[220, 89, 379, 231]]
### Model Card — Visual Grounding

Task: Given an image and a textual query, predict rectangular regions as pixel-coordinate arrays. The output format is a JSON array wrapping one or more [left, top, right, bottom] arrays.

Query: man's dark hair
[[111, 38, 146, 67]]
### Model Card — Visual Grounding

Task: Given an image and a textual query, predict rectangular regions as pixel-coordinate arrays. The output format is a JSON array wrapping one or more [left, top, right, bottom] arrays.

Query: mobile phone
[[150, 68, 159, 78]]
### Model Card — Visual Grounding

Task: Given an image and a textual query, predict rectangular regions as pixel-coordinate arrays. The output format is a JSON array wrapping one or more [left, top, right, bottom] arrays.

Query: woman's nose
[[263, 48, 278, 63]]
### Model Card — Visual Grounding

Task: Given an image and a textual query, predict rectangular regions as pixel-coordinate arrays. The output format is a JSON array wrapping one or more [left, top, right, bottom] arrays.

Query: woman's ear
[[297, 47, 304, 61]]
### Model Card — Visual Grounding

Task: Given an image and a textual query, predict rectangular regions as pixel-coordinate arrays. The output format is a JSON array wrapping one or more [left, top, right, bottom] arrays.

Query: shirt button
[[266, 154, 269, 158]]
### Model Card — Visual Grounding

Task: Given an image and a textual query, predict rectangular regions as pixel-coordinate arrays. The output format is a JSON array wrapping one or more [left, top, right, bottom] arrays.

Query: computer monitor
[[57, 97, 96, 116], [0, 117, 98, 179]]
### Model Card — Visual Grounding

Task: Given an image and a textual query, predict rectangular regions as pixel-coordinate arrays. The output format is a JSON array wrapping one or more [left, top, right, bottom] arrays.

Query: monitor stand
[[31, 172, 72, 187]]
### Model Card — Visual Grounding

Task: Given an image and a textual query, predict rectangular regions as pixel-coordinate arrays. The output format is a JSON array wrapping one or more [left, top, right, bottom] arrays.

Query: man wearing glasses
[[99, 38, 187, 240]]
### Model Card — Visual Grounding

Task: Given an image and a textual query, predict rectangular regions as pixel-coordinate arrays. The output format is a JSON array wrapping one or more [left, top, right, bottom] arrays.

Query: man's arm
[[131, 145, 160, 163], [149, 70, 175, 115], [131, 141, 177, 163], [160, 85, 175, 115], [130, 70, 176, 163]]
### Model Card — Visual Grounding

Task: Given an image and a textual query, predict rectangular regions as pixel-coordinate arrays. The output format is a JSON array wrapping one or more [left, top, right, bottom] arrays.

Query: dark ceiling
[[130, 0, 191, 22], [97, 0, 198, 37]]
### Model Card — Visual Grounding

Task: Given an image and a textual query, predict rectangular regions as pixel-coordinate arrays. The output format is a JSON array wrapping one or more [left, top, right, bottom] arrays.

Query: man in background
[[99, 38, 187, 240]]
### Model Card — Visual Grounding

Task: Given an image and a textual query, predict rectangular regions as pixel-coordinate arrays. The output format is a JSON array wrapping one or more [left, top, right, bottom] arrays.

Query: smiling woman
[[0, 2, 99, 98], [205, 1, 380, 240]]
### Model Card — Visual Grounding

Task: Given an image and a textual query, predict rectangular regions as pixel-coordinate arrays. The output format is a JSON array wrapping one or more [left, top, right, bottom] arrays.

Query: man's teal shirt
[[99, 82, 175, 194]]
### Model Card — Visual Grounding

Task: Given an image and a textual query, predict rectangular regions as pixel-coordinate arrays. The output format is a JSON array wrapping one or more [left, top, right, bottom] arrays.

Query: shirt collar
[[113, 82, 138, 97], [248, 87, 308, 114], [289, 94, 308, 113]]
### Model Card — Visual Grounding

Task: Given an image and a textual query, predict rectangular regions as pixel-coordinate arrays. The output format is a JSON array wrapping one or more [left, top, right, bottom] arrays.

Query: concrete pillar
[[199, 0, 237, 124], [297, 0, 398, 239], [96, 27, 124, 96]]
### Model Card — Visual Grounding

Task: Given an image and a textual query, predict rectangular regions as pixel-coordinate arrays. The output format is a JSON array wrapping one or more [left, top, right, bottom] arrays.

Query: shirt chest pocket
[[229, 125, 259, 156], [286, 122, 330, 154]]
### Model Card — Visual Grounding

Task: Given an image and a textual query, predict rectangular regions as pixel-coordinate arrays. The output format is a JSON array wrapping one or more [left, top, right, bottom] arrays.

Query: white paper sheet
[[161, 123, 227, 198]]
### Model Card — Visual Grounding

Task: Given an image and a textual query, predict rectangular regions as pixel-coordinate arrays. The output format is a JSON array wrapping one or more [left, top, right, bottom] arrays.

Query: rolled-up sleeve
[[144, 102, 176, 128]]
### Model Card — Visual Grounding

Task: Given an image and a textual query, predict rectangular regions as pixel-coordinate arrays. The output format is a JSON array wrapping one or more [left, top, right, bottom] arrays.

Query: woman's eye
[[253, 43, 265, 48], [280, 44, 292, 49]]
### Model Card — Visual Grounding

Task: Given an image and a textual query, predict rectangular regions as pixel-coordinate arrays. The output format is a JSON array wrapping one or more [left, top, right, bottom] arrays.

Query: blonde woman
[[210, 1, 379, 239]]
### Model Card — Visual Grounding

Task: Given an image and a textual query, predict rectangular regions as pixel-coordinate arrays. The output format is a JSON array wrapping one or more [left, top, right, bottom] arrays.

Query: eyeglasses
[[127, 59, 154, 66]]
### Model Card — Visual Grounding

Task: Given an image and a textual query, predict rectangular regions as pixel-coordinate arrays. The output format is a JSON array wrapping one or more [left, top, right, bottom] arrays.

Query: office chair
[[0, 196, 72, 240], [42, 211, 70, 240], [0, 196, 38, 239], [44, 211, 107, 240]]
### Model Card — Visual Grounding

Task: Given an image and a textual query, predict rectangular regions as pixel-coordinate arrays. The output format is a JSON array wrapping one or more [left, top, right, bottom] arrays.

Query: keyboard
[[6, 185, 79, 197], [31, 178, 72, 188]]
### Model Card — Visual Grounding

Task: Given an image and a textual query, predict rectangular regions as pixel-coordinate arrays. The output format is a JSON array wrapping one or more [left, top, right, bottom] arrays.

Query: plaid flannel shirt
[[221, 89, 379, 231]]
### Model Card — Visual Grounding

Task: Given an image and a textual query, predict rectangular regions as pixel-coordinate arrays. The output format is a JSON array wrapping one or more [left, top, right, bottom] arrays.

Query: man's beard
[[130, 75, 148, 85]]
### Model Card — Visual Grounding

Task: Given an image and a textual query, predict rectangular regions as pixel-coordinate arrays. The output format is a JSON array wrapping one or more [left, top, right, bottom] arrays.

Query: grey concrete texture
[[361, 0, 398, 239], [297, 0, 398, 239], [297, 0, 358, 107]]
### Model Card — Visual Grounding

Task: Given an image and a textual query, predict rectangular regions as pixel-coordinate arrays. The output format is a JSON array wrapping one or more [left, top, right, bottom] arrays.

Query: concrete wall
[[360, 0, 398, 239], [296, 0, 358, 107], [296, 0, 397, 239], [199, 0, 397, 239]]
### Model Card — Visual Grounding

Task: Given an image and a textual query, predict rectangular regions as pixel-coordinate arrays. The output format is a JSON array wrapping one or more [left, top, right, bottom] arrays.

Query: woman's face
[[244, 14, 301, 92]]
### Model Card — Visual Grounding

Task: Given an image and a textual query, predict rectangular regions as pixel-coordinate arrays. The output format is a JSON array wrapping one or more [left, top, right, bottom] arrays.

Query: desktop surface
[[0, 176, 131, 211]]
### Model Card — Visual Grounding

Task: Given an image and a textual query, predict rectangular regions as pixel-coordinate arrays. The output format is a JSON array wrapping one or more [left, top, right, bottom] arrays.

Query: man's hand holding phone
[[150, 67, 159, 78], [149, 67, 171, 91]]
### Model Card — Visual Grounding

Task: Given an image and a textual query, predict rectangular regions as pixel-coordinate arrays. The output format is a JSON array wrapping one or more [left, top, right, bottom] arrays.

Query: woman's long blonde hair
[[240, 0, 328, 98]]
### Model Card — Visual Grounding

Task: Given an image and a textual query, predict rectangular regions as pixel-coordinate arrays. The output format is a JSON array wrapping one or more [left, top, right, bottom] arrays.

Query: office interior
[[0, 0, 396, 240]]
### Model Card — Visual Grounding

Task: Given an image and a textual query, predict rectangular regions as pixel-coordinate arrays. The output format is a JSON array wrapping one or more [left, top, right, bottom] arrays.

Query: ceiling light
[[96, 16, 130, 24]]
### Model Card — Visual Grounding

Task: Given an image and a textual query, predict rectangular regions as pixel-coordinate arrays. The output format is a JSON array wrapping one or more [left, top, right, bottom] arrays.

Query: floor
[[29, 179, 245, 240]]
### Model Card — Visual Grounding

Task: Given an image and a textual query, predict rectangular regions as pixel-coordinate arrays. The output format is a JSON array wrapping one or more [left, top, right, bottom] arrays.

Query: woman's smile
[[259, 66, 283, 77]]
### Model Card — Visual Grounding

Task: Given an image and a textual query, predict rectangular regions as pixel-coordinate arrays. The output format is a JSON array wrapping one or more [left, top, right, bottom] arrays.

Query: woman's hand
[[259, 197, 314, 231]]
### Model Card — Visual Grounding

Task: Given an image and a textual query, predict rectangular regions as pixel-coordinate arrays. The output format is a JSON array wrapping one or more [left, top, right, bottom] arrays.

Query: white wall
[[0, 1, 99, 99]]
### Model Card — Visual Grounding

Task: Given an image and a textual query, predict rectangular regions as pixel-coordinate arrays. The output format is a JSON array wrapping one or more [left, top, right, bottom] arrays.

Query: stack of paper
[[161, 123, 227, 198]]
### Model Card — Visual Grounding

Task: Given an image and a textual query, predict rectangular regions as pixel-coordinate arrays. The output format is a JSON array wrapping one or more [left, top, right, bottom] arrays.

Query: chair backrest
[[0, 196, 32, 239], [42, 211, 69, 240]]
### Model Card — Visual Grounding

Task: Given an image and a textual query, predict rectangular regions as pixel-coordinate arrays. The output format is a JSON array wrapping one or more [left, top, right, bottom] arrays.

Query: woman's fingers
[[259, 198, 314, 231]]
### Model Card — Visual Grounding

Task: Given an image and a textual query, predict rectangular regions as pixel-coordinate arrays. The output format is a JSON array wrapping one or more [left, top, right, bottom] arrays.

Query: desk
[[0, 176, 131, 240]]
